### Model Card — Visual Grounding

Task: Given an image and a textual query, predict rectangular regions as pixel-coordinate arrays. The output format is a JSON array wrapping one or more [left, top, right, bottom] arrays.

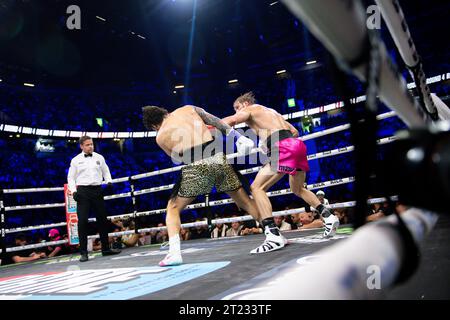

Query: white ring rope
[[0, 109, 403, 252], [3, 187, 65, 194], [281, 0, 429, 127], [1, 195, 398, 253], [3, 130, 397, 212], [0, 73, 447, 139], [374, 0, 450, 120], [5, 203, 65, 212], [4, 176, 356, 234], [4, 176, 358, 236], [3, 110, 398, 195], [2, 240, 69, 254], [2, 132, 396, 211]]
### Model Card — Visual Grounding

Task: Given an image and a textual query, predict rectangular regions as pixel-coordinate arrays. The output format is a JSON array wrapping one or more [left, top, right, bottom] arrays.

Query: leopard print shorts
[[173, 152, 242, 198]]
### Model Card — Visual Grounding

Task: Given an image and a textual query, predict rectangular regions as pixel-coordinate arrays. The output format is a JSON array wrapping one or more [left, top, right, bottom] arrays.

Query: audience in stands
[[366, 201, 387, 222], [226, 220, 243, 237], [155, 223, 169, 244], [190, 222, 210, 240], [297, 212, 324, 230], [334, 208, 349, 225], [2, 234, 47, 265], [46, 228, 63, 258], [210, 222, 229, 238], [3, 79, 439, 266], [180, 227, 191, 241], [274, 215, 292, 231], [240, 220, 263, 236]]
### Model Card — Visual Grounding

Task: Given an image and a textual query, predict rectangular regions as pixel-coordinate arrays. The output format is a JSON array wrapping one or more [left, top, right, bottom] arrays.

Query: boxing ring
[[0, 107, 436, 258], [0, 101, 446, 299], [1, 0, 450, 300], [1, 216, 449, 300]]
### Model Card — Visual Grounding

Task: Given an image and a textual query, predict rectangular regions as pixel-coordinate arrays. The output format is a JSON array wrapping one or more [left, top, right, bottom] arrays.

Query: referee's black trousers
[[76, 186, 110, 254]]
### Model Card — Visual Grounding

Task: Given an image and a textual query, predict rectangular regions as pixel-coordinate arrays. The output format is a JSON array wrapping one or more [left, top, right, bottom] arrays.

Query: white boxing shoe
[[158, 253, 183, 267], [250, 226, 286, 254], [323, 214, 339, 238]]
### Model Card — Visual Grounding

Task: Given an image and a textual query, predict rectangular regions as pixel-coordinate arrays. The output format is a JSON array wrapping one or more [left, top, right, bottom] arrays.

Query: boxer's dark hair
[[234, 92, 256, 106], [79, 135, 92, 145], [142, 106, 169, 130]]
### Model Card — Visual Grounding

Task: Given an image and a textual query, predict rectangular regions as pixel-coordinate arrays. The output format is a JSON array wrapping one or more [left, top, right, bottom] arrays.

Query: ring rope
[[3, 132, 396, 211], [0, 73, 446, 139], [0, 109, 404, 253], [5, 176, 356, 234], [3, 110, 397, 195], [1, 195, 398, 253]]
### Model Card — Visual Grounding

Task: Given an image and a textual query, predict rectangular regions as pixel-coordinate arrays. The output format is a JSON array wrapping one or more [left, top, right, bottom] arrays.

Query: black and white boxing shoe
[[323, 214, 339, 238], [250, 226, 287, 254]]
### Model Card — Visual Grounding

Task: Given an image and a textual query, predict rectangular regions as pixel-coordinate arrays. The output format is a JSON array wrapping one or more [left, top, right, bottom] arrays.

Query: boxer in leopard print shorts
[[175, 151, 241, 198], [142, 104, 287, 267]]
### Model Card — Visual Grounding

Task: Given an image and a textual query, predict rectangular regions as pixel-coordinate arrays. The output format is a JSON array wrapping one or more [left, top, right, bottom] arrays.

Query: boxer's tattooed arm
[[194, 107, 232, 135], [286, 121, 299, 137]]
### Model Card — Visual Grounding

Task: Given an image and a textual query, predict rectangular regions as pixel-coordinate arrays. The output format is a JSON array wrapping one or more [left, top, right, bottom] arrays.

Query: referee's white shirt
[[67, 152, 112, 193]]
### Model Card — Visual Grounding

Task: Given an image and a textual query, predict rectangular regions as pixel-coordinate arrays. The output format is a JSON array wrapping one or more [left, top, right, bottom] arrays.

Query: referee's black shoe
[[79, 253, 89, 262], [102, 248, 121, 256]]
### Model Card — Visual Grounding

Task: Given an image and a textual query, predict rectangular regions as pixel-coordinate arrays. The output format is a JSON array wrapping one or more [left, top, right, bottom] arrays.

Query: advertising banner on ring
[[64, 184, 79, 245]]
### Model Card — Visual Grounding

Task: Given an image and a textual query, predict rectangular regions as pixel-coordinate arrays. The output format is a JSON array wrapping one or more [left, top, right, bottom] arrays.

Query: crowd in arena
[[1, 79, 447, 266]]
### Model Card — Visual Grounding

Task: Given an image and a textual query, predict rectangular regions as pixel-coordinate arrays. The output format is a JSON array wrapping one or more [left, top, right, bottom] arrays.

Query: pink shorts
[[275, 138, 310, 175]]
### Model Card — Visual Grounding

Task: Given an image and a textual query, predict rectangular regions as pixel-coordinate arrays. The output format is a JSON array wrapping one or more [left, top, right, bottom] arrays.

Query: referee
[[67, 136, 121, 262]]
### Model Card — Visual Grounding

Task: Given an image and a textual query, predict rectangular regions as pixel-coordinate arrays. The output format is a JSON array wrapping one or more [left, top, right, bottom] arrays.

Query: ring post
[[205, 194, 213, 234], [129, 177, 139, 234], [0, 188, 7, 262]]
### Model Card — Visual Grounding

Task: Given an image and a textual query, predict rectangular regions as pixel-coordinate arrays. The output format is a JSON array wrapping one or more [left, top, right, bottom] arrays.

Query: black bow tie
[[84, 154, 93, 158]]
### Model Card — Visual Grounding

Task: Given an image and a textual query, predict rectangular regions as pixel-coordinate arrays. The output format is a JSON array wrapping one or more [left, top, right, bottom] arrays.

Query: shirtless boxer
[[142, 105, 287, 266], [223, 92, 339, 247]]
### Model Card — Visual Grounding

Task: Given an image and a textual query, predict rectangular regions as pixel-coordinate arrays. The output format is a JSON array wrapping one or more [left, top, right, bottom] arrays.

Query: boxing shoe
[[250, 226, 286, 254], [159, 253, 183, 267], [323, 213, 339, 238], [79, 253, 89, 262]]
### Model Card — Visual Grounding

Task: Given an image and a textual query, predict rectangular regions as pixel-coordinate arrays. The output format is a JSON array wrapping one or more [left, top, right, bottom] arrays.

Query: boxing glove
[[236, 135, 255, 155], [258, 139, 268, 154], [227, 129, 255, 156]]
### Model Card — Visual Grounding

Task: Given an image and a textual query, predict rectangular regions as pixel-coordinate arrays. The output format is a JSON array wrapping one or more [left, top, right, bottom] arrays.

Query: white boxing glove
[[227, 129, 255, 155], [258, 139, 268, 154], [235, 135, 255, 156]]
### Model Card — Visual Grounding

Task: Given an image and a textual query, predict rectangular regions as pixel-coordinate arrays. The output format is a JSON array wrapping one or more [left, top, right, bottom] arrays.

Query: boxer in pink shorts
[[223, 92, 339, 252], [268, 129, 310, 174]]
